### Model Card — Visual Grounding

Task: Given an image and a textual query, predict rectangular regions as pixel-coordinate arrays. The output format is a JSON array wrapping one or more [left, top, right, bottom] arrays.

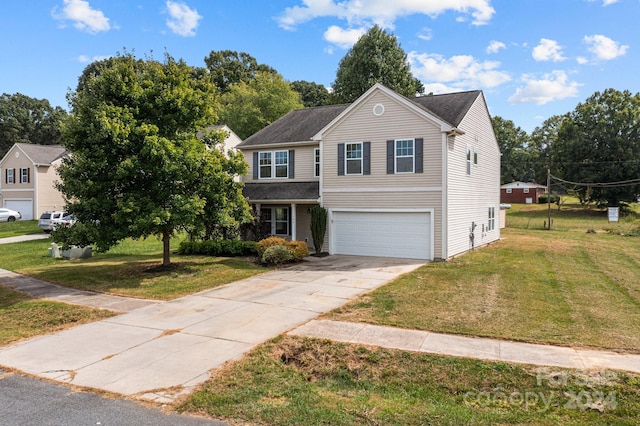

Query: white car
[[38, 211, 68, 232], [0, 208, 22, 222]]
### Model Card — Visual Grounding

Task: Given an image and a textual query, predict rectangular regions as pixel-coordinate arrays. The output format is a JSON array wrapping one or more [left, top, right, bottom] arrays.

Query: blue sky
[[1, 0, 637, 133]]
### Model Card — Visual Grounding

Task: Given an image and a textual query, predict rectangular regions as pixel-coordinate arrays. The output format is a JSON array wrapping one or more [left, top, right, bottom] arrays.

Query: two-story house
[[0, 143, 69, 220], [237, 83, 501, 260]]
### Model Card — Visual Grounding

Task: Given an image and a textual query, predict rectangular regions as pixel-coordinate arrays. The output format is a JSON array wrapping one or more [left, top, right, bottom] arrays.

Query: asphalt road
[[0, 369, 227, 426]]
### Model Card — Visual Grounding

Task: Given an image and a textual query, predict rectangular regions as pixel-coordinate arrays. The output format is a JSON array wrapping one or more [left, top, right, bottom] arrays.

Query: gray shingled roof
[[16, 143, 68, 165], [242, 181, 319, 201], [410, 90, 481, 127], [237, 90, 481, 148], [237, 104, 348, 148]]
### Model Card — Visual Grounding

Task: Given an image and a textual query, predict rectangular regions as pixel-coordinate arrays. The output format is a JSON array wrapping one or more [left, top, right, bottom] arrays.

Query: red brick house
[[500, 181, 547, 204]]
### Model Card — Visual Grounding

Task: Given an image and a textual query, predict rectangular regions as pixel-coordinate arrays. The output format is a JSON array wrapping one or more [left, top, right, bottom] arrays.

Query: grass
[[0, 220, 43, 238], [326, 203, 640, 352], [0, 236, 267, 300], [180, 335, 640, 425], [505, 198, 640, 232], [179, 199, 640, 425], [0, 285, 115, 345]]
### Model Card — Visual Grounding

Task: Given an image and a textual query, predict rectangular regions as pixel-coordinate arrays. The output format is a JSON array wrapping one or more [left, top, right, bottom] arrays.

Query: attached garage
[[4, 200, 33, 220], [331, 210, 433, 260]]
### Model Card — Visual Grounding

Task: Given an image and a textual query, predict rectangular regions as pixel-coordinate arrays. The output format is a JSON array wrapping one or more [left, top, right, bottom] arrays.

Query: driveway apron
[[0, 255, 424, 403]]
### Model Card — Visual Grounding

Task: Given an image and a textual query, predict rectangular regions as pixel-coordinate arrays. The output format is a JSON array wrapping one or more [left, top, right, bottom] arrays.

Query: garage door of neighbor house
[[332, 211, 432, 260], [5, 200, 33, 220]]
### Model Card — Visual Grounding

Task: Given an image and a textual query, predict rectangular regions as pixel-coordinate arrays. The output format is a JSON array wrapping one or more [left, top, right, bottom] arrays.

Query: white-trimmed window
[[488, 207, 495, 231], [466, 145, 472, 175], [20, 168, 29, 183], [473, 147, 478, 166], [261, 207, 289, 235], [5, 168, 14, 184], [258, 150, 288, 179], [345, 142, 362, 175], [314, 148, 320, 177], [395, 139, 414, 173], [523, 188, 530, 194], [506, 188, 512, 194]]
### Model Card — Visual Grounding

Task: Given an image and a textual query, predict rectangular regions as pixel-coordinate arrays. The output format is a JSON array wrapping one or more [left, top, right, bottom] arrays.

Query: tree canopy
[[0, 93, 67, 157], [218, 71, 304, 139], [204, 50, 276, 93], [331, 25, 424, 103], [553, 89, 640, 207], [492, 116, 536, 184], [57, 53, 250, 266], [291, 80, 330, 107]]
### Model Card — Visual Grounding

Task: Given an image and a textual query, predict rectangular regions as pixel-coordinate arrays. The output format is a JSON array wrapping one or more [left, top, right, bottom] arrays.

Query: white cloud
[[508, 71, 581, 105], [603, 0, 620, 5], [76, 54, 110, 63], [583, 34, 628, 61], [418, 27, 433, 41], [486, 40, 506, 54], [576, 56, 589, 65], [277, 0, 495, 30], [165, 1, 202, 37], [323, 26, 366, 49], [52, 0, 110, 34], [532, 38, 566, 62], [408, 52, 511, 91]]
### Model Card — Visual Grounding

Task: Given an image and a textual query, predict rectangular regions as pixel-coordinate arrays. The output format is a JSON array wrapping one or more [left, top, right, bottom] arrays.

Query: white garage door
[[332, 211, 432, 260], [5, 200, 33, 220]]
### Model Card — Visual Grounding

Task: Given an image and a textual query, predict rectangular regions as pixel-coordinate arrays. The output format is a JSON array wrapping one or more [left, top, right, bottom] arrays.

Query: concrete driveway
[[0, 255, 424, 403]]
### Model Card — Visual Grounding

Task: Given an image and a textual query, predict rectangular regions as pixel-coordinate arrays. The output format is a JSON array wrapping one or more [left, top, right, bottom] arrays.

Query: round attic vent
[[372, 103, 385, 116], [15, 152, 19, 158]]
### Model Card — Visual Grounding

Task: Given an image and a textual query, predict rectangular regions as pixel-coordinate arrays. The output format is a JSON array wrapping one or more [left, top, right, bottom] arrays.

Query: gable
[[1, 143, 68, 167]]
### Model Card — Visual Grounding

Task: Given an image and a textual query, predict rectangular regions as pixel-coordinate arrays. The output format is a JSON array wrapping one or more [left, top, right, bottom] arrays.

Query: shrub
[[178, 239, 257, 256], [310, 205, 328, 254], [538, 194, 560, 204], [287, 240, 310, 261], [256, 237, 288, 257], [261, 245, 293, 265], [256, 237, 310, 263]]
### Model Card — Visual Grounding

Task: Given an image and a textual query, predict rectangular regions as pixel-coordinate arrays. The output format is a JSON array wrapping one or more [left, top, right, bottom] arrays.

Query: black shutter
[[27, 168, 30, 183], [337, 143, 345, 176], [415, 138, 423, 174], [253, 152, 259, 180], [386, 140, 394, 174], [363, 142, 371, 175], [4, 169, 7, 184], [288, 149, 295, 179]]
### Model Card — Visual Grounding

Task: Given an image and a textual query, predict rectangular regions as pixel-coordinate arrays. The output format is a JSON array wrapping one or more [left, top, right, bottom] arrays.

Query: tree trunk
[[162, 230, 171, 267]]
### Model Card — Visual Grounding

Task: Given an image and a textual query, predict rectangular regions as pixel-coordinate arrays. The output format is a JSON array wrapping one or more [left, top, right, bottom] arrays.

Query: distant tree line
[[493, 88, 640, 208]]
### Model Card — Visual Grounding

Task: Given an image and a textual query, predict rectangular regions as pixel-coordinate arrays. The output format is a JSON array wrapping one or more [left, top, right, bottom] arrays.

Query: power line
[[550, 174, 640, 188]]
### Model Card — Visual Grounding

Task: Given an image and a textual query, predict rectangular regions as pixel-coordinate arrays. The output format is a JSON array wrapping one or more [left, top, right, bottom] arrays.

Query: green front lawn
[[181, 335, 640, 425], [327, 222, 640, 353], [0, 236, 266, 300], [0, 285, 115, 345], [0, 220, 42, 239]]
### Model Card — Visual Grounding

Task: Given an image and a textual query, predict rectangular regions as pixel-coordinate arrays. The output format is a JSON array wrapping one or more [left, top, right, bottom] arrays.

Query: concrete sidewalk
[[0, 255, 424, 403], [290, 320, 640, 374], [0, 233, 50, 244]]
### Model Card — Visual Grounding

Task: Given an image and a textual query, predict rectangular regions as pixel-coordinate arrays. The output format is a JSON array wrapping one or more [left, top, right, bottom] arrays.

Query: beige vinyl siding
[[322, 90, 443, 189], [36, 163, 67, 216], [2, 148, 34, 190], [294, 204, 314, 249], [243, 144, 319, 183], [445, 93, 501, 258]]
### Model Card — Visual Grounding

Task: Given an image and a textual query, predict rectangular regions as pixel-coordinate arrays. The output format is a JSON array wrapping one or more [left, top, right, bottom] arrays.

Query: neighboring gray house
[[0, 143, 69, 220], [237, 83, 501, 260]]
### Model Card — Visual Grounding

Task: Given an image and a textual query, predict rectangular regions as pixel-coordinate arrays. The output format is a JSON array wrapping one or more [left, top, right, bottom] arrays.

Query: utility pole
[[547, 168, 551, 230]]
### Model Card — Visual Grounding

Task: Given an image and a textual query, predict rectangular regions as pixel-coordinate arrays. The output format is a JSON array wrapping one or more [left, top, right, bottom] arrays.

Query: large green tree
[[218, 71, 303, 139], [57, 53, 250, 266], [331, 25, 424, 104], [553, 89, 640, 207], [204, 50, 276, 93], [0, 93, 67, 157], [291, 80, 330, 107], [492, 116, 537, 184]]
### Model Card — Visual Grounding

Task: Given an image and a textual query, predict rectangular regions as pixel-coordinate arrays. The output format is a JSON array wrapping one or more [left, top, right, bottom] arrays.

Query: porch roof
[[242, 181, 319, 203]]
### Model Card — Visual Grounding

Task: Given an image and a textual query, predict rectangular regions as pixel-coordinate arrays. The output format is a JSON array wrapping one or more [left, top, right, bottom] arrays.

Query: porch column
[[291, 203, 297, 240]]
